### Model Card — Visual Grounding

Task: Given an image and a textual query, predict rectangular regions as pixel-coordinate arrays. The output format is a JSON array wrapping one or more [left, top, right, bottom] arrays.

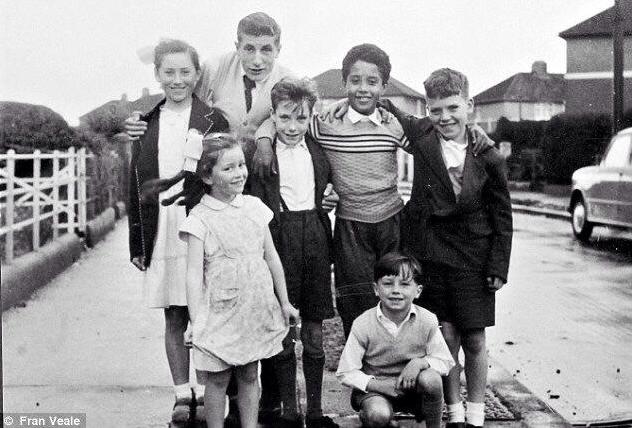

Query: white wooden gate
[[0, 148, 88, 264]]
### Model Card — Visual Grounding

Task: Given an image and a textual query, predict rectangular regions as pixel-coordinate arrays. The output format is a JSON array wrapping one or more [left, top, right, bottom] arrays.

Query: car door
[[588, 134, 630, 222], [616, 133, 632, 226]]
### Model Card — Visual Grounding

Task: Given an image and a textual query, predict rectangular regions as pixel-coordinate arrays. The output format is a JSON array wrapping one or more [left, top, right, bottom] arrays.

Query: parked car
[[569, 127, 632, 241]]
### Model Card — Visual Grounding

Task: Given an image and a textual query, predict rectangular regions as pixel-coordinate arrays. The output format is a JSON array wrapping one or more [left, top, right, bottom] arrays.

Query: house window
[[534, 105, 548, 121]]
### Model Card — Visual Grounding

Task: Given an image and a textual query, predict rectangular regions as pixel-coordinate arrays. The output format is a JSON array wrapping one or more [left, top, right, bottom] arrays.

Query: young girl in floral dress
[[178, 133, 299, 428]]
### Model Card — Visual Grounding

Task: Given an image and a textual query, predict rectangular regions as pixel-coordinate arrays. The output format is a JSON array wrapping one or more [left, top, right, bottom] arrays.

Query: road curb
[[488, 357, 571, 427], [512, 204, 570, 221], [1, 233, 82, 311]]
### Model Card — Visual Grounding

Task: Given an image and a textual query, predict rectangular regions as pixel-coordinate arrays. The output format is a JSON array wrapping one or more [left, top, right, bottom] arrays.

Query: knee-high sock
[[273, 351, 298, 415], [303, 354, 325, 419]]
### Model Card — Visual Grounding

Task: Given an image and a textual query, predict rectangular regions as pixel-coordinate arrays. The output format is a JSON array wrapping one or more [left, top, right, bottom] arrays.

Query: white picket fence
[[0, 148, 88, 264]]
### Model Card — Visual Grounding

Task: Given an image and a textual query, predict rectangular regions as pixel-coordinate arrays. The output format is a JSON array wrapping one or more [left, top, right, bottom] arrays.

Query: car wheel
[[571, 197, 593, 242]]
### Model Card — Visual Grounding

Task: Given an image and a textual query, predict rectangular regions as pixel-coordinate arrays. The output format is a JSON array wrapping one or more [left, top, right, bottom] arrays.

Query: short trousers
[[334, 213, 401, 336], [419, 261, 495, 329], [351, 388, 424, 422], [277, 209, 334, 321]]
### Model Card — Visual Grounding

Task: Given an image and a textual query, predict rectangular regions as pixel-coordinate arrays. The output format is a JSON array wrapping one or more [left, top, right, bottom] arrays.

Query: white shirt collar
[[200, 194, 244, 210], [276, 137, 308, 153], [347, 106, 382, 126], [376, 302, 417, 324], [440, 136, 468, 150]]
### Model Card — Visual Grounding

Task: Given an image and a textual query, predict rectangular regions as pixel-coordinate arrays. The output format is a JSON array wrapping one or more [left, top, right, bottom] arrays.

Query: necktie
[[243, 75, 256, 113]]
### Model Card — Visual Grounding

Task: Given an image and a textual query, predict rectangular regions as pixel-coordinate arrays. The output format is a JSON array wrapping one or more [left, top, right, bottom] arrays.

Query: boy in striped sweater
[[256, 44, 412, 337]]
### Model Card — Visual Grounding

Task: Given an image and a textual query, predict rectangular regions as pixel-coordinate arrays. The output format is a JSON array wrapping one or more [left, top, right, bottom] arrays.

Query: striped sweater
[[310, 112, 408, 223]]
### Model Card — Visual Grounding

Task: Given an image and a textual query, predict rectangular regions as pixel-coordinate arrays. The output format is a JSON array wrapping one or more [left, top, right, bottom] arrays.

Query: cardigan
[[127, 95, 229, 267]]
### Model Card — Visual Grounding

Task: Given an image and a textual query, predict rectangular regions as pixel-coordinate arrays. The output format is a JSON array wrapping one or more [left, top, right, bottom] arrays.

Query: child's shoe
[[306, 415, 340, 428], [276, 413, 304, 428], [171, 395, 193, 424], [257, 406, 282, 425]]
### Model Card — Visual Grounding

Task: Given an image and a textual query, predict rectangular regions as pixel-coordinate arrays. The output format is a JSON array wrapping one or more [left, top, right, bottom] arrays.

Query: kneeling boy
[[244, 77, 338, 428], [336, 252, 454, 428]]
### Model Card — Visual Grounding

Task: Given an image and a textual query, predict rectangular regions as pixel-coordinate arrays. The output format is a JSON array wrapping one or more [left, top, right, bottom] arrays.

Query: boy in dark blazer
[[244, 78, 338, 428], [381, 68, 512, 428]]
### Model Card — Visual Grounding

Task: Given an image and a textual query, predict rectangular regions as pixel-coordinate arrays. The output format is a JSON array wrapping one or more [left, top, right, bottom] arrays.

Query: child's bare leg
[[164, 306, 190, 385], [359, 395, 394, 428], [415, 369, 443, 428], [462, 328, 487, 426], [235, 361, 260, 428], [462, 328, 486, 401], [440, 321, 462, 404], [203, 368, 231, 428], [441, 321, 466, 424]]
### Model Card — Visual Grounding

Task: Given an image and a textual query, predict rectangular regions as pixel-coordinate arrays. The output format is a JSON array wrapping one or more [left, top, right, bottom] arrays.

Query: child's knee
[[206, 369, 232, 388], [235, 362, 259, 384], [462, 329, 486, 355], [360, 397, 393, 428], [301, 321, 325, 359], [416, 369, 443, 399]]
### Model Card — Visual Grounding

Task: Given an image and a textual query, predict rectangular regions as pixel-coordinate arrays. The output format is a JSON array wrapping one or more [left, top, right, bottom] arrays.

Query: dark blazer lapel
[[458, 144, 487, 206], [188, 95, 215, 136], [306, 134, 327, 207], [420, 132, 454, 196]]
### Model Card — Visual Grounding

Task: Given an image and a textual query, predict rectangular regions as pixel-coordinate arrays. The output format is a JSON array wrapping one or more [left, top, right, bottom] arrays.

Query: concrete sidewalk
[[2, 220, 569, 427]]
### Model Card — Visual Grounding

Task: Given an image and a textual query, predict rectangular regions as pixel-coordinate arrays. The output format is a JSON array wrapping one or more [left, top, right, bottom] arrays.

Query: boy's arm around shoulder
[[378, 98, 433, 143], [482, 149, 513, 283]]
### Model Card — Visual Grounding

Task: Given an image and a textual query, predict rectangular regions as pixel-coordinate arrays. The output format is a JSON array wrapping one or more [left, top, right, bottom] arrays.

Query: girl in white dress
[[127, 39, 228, 425], [179, 134, 299, 428]]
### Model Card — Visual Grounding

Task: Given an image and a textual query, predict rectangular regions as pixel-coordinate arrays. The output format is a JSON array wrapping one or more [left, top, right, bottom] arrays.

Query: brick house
[[559, 4, 632, 115]]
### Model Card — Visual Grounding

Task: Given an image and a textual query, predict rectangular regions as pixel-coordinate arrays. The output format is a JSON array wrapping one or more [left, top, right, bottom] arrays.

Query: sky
[[0, 0, 614, 126]]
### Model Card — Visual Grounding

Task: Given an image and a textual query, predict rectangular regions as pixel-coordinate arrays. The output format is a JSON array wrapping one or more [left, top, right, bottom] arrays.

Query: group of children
[[127, 11, 512, 428]]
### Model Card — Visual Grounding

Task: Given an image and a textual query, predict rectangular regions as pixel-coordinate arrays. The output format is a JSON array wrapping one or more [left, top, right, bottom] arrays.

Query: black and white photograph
[[1, 1, 631, 427]]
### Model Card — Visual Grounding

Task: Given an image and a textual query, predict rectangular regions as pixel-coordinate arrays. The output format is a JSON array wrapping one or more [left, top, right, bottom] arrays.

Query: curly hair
[[342, 43, 391, 84]]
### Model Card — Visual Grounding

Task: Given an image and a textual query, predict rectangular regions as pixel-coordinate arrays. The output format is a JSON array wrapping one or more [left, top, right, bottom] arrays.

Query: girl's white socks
[[446, 402, 465, 423], [193, 384, 205, 400], [174, 382, 192, 399], [466, 401, 485, 427]]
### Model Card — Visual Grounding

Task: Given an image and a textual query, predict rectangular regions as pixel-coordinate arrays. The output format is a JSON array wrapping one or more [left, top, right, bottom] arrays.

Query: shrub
[[491, 117, 548, 181], [540, 113, 611, 184], [0, 102, 79, 152], [80, 101, 130, 137]]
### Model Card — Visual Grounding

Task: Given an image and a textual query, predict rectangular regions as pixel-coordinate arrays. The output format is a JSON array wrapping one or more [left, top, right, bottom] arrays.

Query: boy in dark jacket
[[244, 77, 338, 428]]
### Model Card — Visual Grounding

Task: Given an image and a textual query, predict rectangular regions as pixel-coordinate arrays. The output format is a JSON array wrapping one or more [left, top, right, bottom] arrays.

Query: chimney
[[532, 61, 547, 77], [141, 87, 150, 98], [121, 93, 128, 102]]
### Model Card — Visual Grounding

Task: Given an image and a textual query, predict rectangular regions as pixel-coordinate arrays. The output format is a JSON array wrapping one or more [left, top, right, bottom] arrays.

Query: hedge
[[491, 109, 632, 184], [0, 102, 79, 152]]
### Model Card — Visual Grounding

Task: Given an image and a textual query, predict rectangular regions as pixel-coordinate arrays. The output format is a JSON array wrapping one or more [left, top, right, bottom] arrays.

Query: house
[[559, 4, 632, 115], [472, 61, 566, 132], [312, 69, 426, 116], [78, 88, 162, 129]]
